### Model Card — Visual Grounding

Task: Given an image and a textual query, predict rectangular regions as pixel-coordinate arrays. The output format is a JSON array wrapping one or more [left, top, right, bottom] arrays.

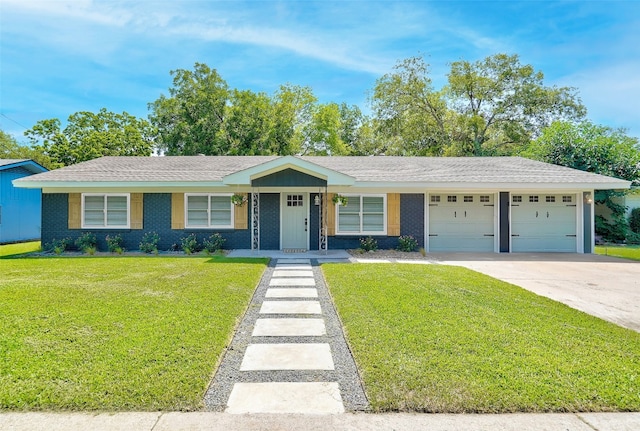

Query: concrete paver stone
[[269, 277, 316, 286], [225, 382, 344, 414], [240, 343, 334, 370], [272, 269, 314, 277], [260, 300, 322, 314], [265, 288, 318, 298], [276, 258, 311, 264], [252, 318, 327, 337]]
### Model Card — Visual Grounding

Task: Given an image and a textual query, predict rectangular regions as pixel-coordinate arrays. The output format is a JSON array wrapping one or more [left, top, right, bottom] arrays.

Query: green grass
[[323, 263, 640, 413], [0, 241, 41, 257], [596, 245, 640, 261], [0, 256, 267, 411]]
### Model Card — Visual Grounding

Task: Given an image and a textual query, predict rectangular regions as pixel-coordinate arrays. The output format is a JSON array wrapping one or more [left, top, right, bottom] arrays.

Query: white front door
[[281, 193, 308, 250]]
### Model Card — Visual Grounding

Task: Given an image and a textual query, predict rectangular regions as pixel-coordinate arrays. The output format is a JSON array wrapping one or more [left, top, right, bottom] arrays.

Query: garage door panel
[[428, 194, 495, 252], [511, 194, 576, 252]]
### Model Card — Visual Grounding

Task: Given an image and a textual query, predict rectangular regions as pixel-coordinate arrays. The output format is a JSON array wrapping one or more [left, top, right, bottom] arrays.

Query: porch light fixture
[[584, 193, 593, 204], [314, 195, 320, 206]]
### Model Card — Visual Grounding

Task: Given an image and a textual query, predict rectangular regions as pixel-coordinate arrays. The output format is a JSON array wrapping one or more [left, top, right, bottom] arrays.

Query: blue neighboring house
[[0, 159, 48, 244]]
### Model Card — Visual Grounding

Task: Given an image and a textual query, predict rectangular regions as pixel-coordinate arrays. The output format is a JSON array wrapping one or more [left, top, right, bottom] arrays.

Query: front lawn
[[0, 241, 41, 257], [0, 256, 266, 411], [323, 263, 640, 413], [595, 245, 640, 261]]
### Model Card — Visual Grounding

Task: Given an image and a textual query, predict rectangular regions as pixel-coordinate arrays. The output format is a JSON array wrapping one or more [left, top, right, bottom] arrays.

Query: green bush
[[180, 233, 200, 254], [629, 208, 640, 234], [139, 232, 160, 254], [397, 235, 418, 252], [46, 237, 73, 255], [106, 234, 125, 254], [75, 232, 97, 253], [359, 236, 378, 252], [203, 233, 226, 254]]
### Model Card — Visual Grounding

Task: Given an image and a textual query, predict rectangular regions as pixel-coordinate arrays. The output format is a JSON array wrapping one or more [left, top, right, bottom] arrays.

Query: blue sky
[[1, 0, 639, 142]]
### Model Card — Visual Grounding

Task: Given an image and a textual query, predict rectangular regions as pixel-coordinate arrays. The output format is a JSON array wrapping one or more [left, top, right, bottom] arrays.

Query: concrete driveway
[[434, 253, 640, 332]]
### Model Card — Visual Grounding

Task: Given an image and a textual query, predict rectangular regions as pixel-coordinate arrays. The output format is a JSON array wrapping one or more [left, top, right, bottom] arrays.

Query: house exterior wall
[[42, 193, 250, 251], [259, 193, 280, 250], [40, 188, 589, 253], [0, 166, 43, 243]]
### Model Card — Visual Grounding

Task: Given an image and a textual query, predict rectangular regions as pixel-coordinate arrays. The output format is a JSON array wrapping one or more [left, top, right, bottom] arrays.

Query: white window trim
[[81, 193, 130, 229], [335, 193, 387, 236], [184, 193, 234, 229]]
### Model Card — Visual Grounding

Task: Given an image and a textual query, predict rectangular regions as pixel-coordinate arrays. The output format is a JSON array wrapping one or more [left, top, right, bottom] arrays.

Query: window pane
[[363, 213, 384, 232], [339, 213, 360, 232], [106, 196, 127, 226], [187, 196, 208, 226], [85, 196, 104, 211], [84, 210, 104, 226], [210, 211, 230, 225], [340, 196, 360, 213], [210, 196, 230, 210], [362, 196, 383, 213]]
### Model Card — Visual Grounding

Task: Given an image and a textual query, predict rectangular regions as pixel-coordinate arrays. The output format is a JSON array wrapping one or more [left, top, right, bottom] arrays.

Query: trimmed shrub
[[397, 235, 418, 252], [359, 236, 378, 252], [180, 233, 200, 254], [75, 232, 97, 254], [139, 231, 160, 254], [629, 208, 640, 234], [106, 234, 125, 254], [203, 233, 226, 254]]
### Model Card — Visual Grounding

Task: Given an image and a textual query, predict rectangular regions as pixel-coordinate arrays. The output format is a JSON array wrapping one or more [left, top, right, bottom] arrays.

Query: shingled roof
[[13, 155, 631, 189]]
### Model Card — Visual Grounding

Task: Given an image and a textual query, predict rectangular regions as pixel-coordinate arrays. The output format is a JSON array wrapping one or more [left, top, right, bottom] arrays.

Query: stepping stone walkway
[[204, 258, 368, 414]]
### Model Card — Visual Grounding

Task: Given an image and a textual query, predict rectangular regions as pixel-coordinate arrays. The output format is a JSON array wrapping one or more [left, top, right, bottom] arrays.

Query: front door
[[281, 193, 308, 250]]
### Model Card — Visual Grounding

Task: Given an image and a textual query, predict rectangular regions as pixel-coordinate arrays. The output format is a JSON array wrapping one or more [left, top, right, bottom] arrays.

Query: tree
[[369, 54, 586, 156], [526, 121, 640, 241], [149, 63, 229, 155], [269, 84, 317, 156], [24, 109, 154, 167], [0, 129, 57, 169], [370, 56, 449, 155], [446, 54, 586, 155]]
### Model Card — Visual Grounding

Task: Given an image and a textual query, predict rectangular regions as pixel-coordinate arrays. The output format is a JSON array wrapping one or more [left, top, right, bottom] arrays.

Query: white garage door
[[428, 194, 495, 252], [511, 194, 577, 252]]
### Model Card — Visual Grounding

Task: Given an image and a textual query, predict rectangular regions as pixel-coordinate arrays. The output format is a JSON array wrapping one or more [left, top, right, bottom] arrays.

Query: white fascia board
[[32, 181, 228, 193], [222, 155, 355, 186], [351, 181, 631, 190]]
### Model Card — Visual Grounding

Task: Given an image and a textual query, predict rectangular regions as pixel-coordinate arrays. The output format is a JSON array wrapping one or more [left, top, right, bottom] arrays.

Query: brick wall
[[42, 193, 251, 251]]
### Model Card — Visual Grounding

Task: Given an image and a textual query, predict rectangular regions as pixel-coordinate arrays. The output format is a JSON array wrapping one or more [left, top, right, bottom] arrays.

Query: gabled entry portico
[[223, 156, 355, 251]]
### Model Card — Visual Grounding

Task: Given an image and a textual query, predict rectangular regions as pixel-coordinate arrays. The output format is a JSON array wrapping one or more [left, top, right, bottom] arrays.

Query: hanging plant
[[332, 194, 348, 206], [231, 193, 247, 206]]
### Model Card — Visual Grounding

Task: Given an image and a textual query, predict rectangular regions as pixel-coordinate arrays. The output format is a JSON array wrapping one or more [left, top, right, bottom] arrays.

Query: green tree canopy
[[24, 109, 154, 167], [1, 129, 56, 169], [369, 54, 586, 156], [525, 120, 640, 241]]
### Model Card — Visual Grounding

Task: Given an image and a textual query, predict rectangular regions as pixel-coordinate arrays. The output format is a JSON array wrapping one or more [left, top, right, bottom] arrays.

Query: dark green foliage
[[397, 235, 418, 252], [105, 234, 125, 254], [630, 208, 640, 234], [359, 236, 378, 252], [180, 233, 200, 254], [45, 237, 73, 254], [139, 231, 160, 254], [24, 109, 154, 167], [75, 232, 98, 253], [203, 233, 226, 253]]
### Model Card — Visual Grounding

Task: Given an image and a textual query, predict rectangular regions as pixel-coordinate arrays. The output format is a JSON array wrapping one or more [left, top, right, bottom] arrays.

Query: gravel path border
[[204, 258, 369, 412]]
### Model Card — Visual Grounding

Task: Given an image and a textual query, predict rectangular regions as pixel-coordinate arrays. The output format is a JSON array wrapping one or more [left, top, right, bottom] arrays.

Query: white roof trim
[[222, 155, 355, 186]]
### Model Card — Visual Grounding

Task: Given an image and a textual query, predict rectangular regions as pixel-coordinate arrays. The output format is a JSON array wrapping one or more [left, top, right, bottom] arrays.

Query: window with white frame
[[337, 195, 385, 235], [82, 194, 129, 228], [185, 194, 234, 228]]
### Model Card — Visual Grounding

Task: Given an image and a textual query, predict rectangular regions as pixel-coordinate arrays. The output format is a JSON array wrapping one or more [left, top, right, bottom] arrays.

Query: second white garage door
[[511, 194, 577, 252], [428, 194, 495, 252]]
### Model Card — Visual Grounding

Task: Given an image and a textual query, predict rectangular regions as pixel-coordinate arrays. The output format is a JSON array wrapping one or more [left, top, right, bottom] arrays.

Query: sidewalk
[[2, 411, 639, 431]]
